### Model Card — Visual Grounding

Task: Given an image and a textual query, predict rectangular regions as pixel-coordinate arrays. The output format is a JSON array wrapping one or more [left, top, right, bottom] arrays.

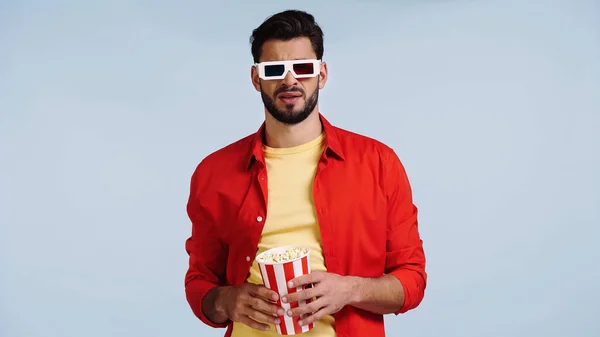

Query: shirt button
[[246, 256, 251, 262], [257, 216, 263, 222]]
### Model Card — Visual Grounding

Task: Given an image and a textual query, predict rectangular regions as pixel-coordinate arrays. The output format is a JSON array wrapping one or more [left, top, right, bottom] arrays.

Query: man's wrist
[[203, 286, 232, 324], [346, 276, 365, 306], [215, 286, 232, 316]]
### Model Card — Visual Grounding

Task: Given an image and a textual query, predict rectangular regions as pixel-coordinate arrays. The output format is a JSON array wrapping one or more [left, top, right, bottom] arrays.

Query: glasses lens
[[264, 64, 285, 77], [293, 62, 315, 75]]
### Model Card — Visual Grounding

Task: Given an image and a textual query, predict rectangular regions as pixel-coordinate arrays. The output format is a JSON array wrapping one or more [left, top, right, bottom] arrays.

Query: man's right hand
[[205, 283, 285, 331]]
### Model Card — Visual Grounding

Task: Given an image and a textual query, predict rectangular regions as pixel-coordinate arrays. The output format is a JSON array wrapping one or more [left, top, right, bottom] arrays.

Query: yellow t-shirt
[[231, 132, 336, 337]]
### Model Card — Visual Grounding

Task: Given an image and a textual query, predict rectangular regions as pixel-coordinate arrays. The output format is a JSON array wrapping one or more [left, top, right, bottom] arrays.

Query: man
[[184, 9, 426, 337]]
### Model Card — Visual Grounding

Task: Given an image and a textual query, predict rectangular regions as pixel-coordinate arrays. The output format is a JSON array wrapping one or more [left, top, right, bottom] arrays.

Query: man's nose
[[281, 71, 298, 87]]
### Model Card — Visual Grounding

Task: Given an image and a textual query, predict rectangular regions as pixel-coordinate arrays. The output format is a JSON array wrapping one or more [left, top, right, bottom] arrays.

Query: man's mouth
[[277, 91, 303, 104], [278, 92, 303, 99]]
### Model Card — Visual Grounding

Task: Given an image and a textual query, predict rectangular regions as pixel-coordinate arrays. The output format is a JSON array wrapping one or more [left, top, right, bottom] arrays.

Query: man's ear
[[251, 65, 261, 92], [318, 61, 328, 89]]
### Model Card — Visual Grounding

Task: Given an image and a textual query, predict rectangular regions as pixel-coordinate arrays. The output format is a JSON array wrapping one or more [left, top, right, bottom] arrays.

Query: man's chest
[[210, 164, 389, 276], [262, 156, 318, 235]]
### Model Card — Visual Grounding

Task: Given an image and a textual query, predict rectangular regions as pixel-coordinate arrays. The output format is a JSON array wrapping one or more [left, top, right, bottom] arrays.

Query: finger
[[287, 297, 326, 317], [282, 286, 319, 304], [249, 295, 285, 317], [236, 314, 272, 332], [250, 284, 279, 302], [288, 271, 325, 288], [298, 307, 329, 327], [244, 305, 282, 326]]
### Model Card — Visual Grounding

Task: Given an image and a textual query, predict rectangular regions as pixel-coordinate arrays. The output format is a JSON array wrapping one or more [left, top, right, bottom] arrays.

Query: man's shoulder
[[331, 124, 397, 160], [330, 123, 409, 186], [191, 133, 254, 180], [203, 133, 254, 165]]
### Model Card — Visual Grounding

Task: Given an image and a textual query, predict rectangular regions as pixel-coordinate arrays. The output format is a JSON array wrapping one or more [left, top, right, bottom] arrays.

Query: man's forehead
[[259, 38, 316, 62]]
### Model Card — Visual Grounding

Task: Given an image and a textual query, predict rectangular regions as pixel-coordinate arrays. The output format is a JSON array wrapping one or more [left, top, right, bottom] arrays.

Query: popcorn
[[256, 245, 314, 334], [256, 246, 309, 264]]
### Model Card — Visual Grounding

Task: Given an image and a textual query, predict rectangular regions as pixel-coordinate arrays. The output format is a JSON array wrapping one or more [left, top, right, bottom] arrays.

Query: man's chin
[[276, 102, 304, 114], [277, 99, 303, 109], [268, 109, 311, 125]]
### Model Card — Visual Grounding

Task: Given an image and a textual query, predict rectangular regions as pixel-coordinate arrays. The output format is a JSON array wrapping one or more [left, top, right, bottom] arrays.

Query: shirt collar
[[246, 113, 345, 170]]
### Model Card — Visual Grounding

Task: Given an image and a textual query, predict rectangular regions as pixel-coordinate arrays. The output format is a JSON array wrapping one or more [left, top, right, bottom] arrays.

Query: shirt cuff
[[389, 267, 426, 314]]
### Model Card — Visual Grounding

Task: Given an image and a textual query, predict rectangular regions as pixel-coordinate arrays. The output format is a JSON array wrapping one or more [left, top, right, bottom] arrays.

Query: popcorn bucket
[[256, 245, 315, 335]]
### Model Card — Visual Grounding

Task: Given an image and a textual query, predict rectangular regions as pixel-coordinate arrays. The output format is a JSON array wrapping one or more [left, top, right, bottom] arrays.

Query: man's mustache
[[274, 86, 305, 97]]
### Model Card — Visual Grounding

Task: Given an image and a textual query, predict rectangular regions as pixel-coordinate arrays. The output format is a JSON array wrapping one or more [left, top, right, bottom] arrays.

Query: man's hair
[[250, 10, 324, 63]]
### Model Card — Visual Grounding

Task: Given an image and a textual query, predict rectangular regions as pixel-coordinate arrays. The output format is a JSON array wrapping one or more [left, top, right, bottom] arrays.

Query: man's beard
[[260, 81, 319, 125]]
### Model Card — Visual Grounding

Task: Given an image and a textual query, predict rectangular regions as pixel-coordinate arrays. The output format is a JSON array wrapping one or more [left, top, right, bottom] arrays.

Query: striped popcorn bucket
[[256, 245, 315, 335]]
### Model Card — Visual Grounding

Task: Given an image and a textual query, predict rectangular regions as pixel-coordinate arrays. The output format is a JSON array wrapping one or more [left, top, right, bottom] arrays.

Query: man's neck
[[264, 110, 323, 148]]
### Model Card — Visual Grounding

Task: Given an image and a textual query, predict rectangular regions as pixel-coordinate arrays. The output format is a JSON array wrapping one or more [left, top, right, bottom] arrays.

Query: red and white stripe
[[259, 254, 315, 335]]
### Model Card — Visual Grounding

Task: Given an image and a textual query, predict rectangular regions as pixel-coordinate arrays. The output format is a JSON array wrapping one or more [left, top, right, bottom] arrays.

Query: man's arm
[[184, 163, 283, 331], [283, 270, 413, 324], [184, 163, 230, 328], [380, 147, 427, 314], [282, 148, 426, 323], [346, 274, 405, 315], [341, 148, 427, 315]]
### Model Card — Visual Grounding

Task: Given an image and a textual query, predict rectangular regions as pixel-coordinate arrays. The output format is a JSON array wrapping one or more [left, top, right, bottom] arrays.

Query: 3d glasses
[[256, 59, 321, 80]]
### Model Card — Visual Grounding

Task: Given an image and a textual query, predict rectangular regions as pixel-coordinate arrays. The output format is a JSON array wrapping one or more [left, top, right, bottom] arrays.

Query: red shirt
[[184, 114, 427, 337]]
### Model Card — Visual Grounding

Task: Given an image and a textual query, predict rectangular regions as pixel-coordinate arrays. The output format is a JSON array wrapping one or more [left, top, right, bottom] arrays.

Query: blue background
[[1, 0, 599, 336]]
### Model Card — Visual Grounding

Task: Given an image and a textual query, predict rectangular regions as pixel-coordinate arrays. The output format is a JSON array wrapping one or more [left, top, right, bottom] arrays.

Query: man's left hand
[[280, 271, 356, 326]]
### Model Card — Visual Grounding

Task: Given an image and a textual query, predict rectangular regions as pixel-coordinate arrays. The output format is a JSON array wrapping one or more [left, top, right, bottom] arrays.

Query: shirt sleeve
[[184, 164, 230, 328], [382, 148, 427, 314]]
